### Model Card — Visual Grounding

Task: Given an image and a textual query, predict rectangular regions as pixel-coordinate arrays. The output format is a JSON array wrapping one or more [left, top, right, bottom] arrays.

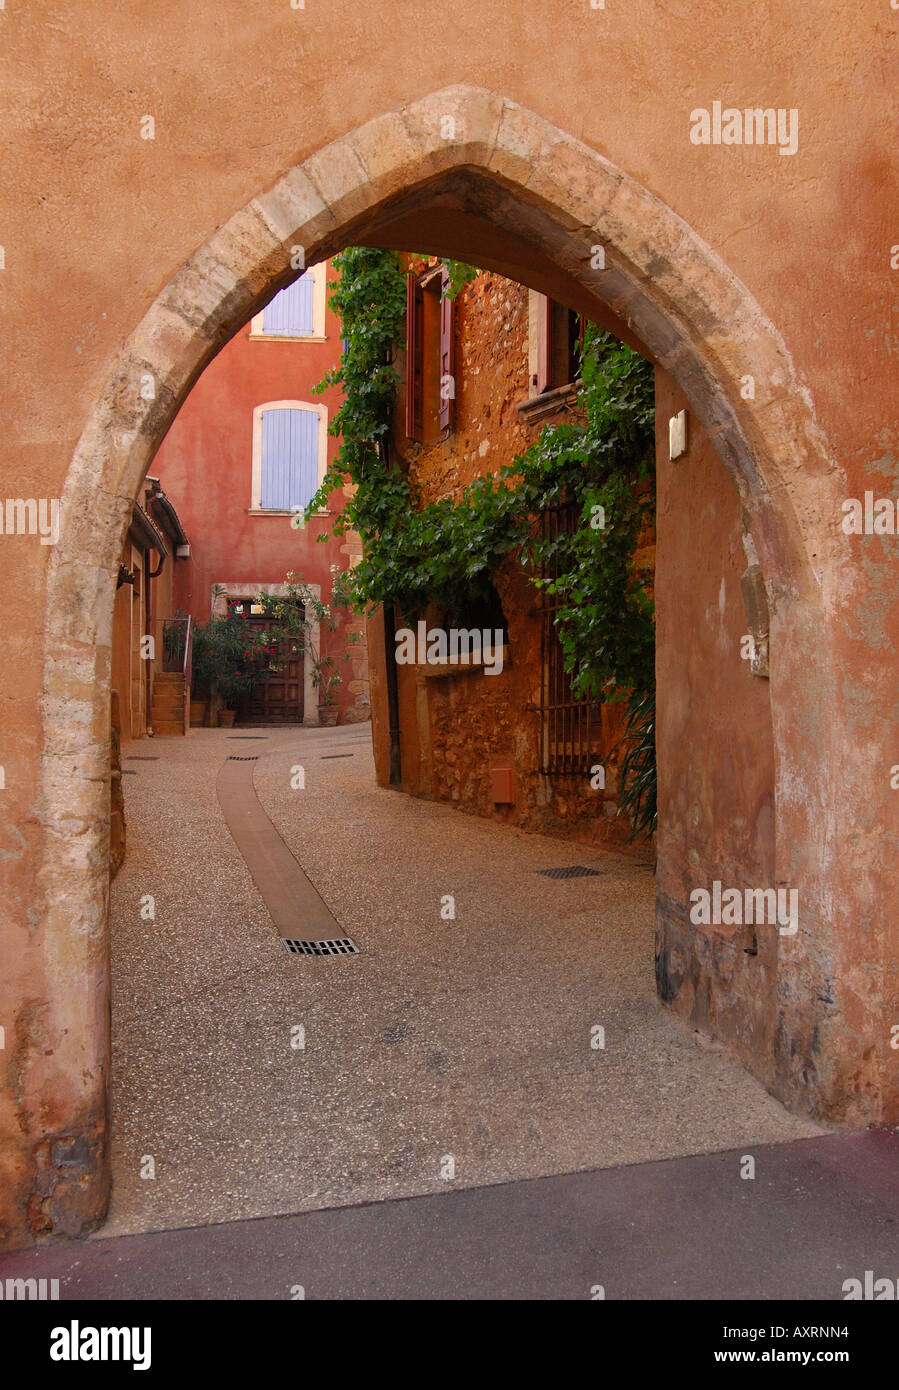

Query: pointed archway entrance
[[29, 86, 859, 1244]]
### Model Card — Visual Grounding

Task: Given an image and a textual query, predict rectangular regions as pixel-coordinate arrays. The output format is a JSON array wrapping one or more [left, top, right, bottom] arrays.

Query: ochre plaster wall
[[1, 6, 895, 1248], [151, 265, 366, 724], [654, 368, 779, 1072]]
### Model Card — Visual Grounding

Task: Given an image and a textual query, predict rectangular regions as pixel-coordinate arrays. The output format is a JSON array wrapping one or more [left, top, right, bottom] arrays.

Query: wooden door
[[239, 618, 304, 724]]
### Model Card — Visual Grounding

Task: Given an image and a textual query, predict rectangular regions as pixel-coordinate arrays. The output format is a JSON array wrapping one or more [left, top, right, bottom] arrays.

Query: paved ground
[[3, 1132, 894, 1299], [106, 724, 823, 1239]]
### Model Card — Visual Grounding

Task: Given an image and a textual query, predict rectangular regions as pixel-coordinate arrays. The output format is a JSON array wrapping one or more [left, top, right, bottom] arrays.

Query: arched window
[[249, 262, 328, 340], [250, 401, 328, 513]]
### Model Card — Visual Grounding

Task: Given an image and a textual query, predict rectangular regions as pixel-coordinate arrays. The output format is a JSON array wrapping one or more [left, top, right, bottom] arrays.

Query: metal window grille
[[537, 502, 605, 776]]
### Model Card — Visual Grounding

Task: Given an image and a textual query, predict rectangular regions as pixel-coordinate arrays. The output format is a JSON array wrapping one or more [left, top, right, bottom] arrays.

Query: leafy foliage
[[307, 247, 408, 538], [254, 570, 352, 702], [306, 249, 658, 835], [614, 688, 657, 841], [443, 259, 480, 299], [191, 613, 274, 707]]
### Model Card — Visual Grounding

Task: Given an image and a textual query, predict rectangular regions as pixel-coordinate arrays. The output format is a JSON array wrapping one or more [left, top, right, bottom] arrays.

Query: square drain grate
[[537, 865, 603, 880], [282, 937, 359, 957], [227, 755, 259, 761]]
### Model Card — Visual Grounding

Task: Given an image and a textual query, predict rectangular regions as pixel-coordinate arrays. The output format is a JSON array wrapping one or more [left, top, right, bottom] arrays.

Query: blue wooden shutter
[[262, 273, 315, 336], [260, 408, 319, 509]]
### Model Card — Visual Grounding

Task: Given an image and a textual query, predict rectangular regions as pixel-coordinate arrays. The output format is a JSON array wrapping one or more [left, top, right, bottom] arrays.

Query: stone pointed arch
[[35, 86, 852, 1241]]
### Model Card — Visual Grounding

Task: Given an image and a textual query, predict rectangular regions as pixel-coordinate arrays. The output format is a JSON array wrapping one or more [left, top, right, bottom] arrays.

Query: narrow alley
[[106, 725, 822, 1239]]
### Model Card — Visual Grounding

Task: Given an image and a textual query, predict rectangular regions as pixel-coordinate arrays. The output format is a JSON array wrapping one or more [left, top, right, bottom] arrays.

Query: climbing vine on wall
[[307, 248, 657, 835]]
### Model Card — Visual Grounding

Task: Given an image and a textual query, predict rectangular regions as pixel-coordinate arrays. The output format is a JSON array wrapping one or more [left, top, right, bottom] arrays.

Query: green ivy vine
[[307, 247, 657, 836]]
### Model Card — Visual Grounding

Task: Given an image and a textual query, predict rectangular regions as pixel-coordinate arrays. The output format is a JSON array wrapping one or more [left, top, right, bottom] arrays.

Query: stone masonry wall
[[382, 266, 648, 851]]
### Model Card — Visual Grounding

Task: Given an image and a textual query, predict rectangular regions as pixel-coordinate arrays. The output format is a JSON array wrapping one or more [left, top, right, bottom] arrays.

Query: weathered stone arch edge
[[31, 83, 852, 1224], [40, 80, 841, 878], [50, 85, 838, 610]]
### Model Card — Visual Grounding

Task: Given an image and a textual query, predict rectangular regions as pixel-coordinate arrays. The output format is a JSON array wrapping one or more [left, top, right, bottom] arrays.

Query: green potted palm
[[191, 613, 264, 726]]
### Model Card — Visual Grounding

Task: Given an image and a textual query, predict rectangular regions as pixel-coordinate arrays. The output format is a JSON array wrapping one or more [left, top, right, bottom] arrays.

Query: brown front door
[[238, 618, 304, 724]]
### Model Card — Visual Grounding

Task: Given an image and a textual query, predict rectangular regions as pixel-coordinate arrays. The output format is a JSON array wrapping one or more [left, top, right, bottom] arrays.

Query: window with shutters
[[249, 262, 328, 340], [404, 264, 454, 442], [250, 401, 329, 513], [518, 292, 584, 426], [529, 292, 584, 395]]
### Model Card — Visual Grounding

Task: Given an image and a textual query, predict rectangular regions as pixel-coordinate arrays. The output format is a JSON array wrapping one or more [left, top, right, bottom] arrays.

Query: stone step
[[152, 719, 186, 736], [152, 698, 184, 716]]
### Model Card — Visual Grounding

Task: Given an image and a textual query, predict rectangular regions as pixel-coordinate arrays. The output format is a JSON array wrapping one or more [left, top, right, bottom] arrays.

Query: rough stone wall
[[382, 268, 643, 848], [405, 268, 531, 496]]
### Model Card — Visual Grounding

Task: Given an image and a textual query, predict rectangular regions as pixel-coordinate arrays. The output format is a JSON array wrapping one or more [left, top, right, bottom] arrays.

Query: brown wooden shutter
[[439, 268, 455, 432], [535, 293, 553, 393], [405, 272, 424, 441]]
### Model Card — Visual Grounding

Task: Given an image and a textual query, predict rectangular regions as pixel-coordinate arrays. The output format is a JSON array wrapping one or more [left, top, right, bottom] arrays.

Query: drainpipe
[[378, 419, 402, 786], [383, 602, 402, 786], [144, 554, 152, 734]]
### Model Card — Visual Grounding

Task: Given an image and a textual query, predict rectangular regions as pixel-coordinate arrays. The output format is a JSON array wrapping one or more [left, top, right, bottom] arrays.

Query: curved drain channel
[[216, 754, 345, 946]]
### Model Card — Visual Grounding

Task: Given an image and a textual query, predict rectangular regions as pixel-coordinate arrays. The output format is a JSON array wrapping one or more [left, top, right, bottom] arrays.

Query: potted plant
[[255, 571, 352, 728], [313, 661, 342, 726], [191, 612, 265, 726]]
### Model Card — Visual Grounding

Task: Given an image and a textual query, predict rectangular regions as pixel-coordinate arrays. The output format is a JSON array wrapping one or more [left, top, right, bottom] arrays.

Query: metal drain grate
[[321, 754, 354, 759], [126, 756, 160, 761], [282, 937, 359, 957], [537, 865, 603, 879], [122, 769, 137, 775], [227, 755, 259, 761], [228, 736, 268, 740]]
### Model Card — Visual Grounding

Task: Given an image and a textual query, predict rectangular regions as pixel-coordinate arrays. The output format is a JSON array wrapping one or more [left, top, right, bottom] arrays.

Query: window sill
[[516, 382, 579, 425], [418, 647, 511, 678], [247, 508, 332, 517], [248, 333, 328, 344]]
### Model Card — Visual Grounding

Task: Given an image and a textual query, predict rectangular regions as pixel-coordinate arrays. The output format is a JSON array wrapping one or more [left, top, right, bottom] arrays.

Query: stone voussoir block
[[127, 304, 213, 407], [302, 138, 373, 230], [524, 131, 623, 236], [488, 101, 559, 189], [624, 294, 689, 367], [251, 163, 336, 259], [401, 85, 505, 181], [604, 176, 690, 272], [205, 202, 286, 297], [347, 110, 423, 204], [46, 569, 115, 650], [52, 485, 131, 577], [156, 243, 244, 338]]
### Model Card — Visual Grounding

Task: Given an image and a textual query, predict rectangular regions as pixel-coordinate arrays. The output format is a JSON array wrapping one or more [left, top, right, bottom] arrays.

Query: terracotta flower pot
[[218, 709, 236, 728], [318, 704, 339, 727]]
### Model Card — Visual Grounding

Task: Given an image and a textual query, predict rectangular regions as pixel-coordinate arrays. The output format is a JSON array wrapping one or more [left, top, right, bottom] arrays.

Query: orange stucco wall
[[1, 5, 896, 1248], [150, 262, 363, 723]]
